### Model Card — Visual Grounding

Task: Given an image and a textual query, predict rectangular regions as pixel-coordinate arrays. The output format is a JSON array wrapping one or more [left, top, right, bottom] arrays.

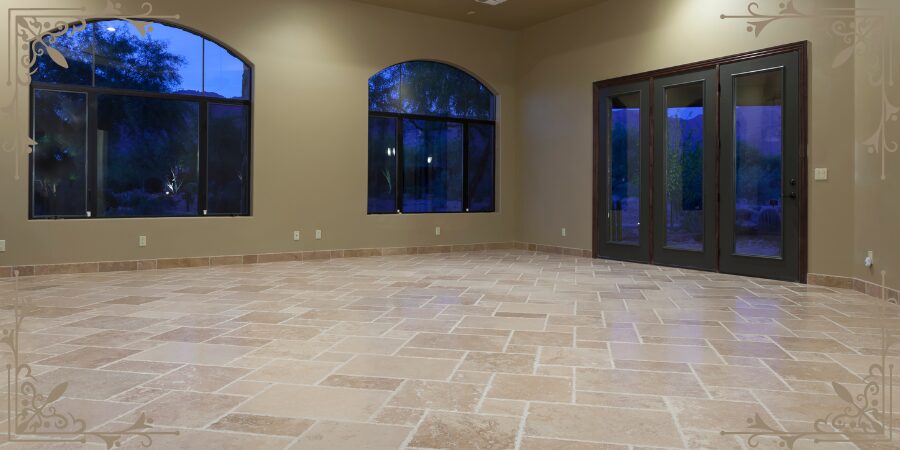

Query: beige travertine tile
[[610, 342, 724, 364], [692, 364, 790, 390], [289, 421, 411, 450], [337, 354, 458, 379], [144, 364, 250, 392], [406, 332, 507, 351], [374, 407, 425, 426], [409, 411, 519, 450], [124, 391, 245, 427], [38, 346, 138, 368], [128, 342, 253, 365], [330, 336, 406, 354], [460, 351, 536, 373], [488, 373, 572, 401], [389, 379, 485, 411], [320, 374, 404, 390], [525, 403, 683, 448], [576, 368, 707, 397], [520, 437, 627, 449], [34, 367, 154, 400], [6, 249, 897, 449], [207, 413, 315, 436], [540, 346, 611, 367], [238, 384, 390, 421], [245, 359, 338, 384]]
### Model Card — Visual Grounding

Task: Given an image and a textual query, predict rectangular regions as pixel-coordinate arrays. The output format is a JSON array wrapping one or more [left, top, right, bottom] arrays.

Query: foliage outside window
[[368, 61, 496, 214], [30, 20, 252, 218]]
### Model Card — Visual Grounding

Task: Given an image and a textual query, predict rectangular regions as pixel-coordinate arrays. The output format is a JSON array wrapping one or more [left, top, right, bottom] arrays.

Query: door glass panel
[[733, 69, 783, 258], [608, 93, 641, 245], [664, 83, 704, 251]]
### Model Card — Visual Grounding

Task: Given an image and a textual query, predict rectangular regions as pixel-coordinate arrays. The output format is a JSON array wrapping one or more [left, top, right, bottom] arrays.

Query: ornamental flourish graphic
[[721, 1, 897, 448], [2, 0, 180, 180], [722, 0, 897, 180], [3, 4, 182, 447]]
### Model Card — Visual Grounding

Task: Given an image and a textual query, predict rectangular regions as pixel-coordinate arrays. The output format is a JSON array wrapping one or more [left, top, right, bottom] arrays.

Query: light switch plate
[[814, 168, 828, 181], [315, 230, 322, 240], [293, 231, 300, 241], [562, 228, 567, 237], [435, 226, 441, 236], [0, 240, 5, 252], [139, 236, 147, 248]]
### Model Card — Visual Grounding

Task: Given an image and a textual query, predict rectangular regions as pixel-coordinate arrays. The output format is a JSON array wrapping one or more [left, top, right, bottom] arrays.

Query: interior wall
[[853, 0, 900, 292], [514, 0, 878, 287], [0, 0, 519, 266]]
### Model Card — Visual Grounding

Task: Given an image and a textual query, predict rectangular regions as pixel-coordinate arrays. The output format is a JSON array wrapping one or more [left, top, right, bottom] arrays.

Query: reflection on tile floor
[[0, 250, 897, 449]]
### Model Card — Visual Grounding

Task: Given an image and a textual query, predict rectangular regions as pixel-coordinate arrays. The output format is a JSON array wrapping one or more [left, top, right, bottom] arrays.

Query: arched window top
[[369, 61, 495, 121], [33, 20, 251, 99]]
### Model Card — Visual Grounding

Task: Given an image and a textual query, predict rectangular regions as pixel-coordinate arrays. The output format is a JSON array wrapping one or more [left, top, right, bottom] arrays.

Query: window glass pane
[[32, 90, 87, 217], [204, 40, 251, 99], [608, 92, 641, 245], [32, 25, 93, 86], [368, 64, 401, 113], [368, 117, 398, 213], [207, 104, 250, 215], [97, 94, 199, 217], [664, 83, 704, 251], [734, 69, 783, 258], [399, 61, 494, 120], [402, 119, 463, 213], [467, 123, 495, 212], [94, 20, 202, 94]]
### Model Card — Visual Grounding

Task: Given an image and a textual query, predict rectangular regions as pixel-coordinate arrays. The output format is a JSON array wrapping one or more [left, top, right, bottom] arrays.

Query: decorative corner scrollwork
[[1, 1, 180, 180], [4, 271, 179, 448]]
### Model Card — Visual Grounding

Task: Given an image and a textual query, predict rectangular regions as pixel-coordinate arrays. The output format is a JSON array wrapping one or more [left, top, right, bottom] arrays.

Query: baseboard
[[808, 273, 899, 304], [0, 242, 521, 278], [4, 242, 895, 305]]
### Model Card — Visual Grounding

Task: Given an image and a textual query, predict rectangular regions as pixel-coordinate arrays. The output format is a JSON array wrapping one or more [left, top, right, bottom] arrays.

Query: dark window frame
[[28, 19, 253, 220], [368, 62, 497, 215]]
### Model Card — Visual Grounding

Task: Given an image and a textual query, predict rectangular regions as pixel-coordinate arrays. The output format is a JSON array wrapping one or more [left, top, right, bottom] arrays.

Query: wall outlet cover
[[435, 226, 441, 236], [0, 240, 5, 252], [315, 230, 322, 240], [293, 231, 301, 241], [814, 168, 828, 181]]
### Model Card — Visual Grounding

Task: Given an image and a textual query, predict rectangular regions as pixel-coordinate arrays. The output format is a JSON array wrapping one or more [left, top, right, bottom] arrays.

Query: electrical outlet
[[561, 228, 567, 237], [293, 231, 300, 241], [139, 236, 147, 248], [435, 226, 441, 236], [0, 240, 5, 252], [315, 230, 322, 240]]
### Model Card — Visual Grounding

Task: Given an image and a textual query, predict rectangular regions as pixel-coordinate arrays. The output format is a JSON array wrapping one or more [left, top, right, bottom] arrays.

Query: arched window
[[30, 20, 252, 218], [368, 61, 495, 214]]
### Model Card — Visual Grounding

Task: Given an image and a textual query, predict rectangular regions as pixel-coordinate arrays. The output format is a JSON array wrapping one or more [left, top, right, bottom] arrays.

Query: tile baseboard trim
[[808, 272, 898, 304], [1, 242, 523, 278], [3, 243, 894, 304]]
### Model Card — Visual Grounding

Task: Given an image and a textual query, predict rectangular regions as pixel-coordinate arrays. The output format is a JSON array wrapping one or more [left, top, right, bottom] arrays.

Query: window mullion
[[463, 122, 469, 213], [87, 90, 98, 218], [199, 101, 209, 216], [396, 116, 404, 214]]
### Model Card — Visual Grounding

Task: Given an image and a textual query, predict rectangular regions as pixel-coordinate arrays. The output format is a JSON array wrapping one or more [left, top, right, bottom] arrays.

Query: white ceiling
[[353, 0, 608, 30]]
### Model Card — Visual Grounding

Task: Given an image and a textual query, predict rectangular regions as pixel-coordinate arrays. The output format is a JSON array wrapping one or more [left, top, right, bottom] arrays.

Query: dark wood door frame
[[592, 41, 809, 282]]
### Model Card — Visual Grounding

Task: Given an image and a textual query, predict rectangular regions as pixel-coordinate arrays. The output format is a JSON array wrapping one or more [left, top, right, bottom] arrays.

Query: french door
[[593, 44, 806, 282]]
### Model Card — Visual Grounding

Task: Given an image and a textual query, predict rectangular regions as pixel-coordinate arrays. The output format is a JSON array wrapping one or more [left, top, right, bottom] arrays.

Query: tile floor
[[0, 250, 897, 449]]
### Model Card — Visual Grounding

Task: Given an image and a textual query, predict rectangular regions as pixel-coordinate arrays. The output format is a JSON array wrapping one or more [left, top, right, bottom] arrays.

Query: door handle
[[783, 192, 797, 200]]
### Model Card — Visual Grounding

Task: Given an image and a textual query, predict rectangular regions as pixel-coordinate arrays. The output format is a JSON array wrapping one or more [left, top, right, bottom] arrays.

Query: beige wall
[[853, 0, 900, 291], [0, 0, 520, 266], [1, 0, 896, 291], [515, 0, 900, 290]]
